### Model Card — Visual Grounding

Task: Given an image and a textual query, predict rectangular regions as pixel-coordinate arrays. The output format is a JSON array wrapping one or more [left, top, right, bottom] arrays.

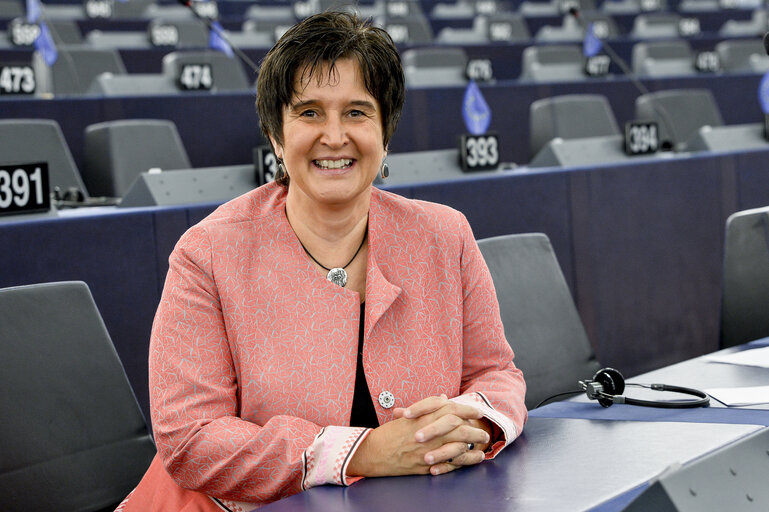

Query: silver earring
[[276, 162, 287, 180], [380, 162, 389, 179]]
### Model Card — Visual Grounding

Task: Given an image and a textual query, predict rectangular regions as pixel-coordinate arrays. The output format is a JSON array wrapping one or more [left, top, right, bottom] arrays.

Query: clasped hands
[[347, 394, 492, 478]]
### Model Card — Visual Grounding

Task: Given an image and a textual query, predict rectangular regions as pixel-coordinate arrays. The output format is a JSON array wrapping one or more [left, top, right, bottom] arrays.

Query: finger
[[445, 447, 486, 467], [429, 461, 459, 476], [402, 394, 449, 419], [392, 407, 406, 419], [424, 436, 487, 466], [416, 413, 489, 444]]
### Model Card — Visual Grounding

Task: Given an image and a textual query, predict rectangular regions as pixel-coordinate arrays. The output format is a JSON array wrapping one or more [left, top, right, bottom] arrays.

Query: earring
[[380, 162, 389, 179], [276, 162, 287, 180]]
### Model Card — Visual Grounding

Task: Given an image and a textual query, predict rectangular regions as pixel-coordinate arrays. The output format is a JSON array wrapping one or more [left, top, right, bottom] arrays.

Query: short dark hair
[[256, 11, 405, 183]]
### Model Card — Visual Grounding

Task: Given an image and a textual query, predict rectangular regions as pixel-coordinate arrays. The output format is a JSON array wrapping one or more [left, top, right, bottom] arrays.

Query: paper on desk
[[703, 345, 769, 368], [704, 385, 769, 407]]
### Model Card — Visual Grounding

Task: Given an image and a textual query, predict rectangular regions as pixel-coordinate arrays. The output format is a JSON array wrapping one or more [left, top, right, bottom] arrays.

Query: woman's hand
[[346, 395, 492, 478]]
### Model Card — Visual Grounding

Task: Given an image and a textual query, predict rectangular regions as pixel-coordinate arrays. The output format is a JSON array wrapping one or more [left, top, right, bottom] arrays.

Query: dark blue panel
[[0, 209, 160, 424], [733, 150, 769, 211], [568, 155, 729, 375]]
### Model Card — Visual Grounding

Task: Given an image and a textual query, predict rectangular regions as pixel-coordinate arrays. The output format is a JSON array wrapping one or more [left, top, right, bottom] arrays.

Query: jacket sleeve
[[452, 214, 528, 456], [150, 225, 370, 505]]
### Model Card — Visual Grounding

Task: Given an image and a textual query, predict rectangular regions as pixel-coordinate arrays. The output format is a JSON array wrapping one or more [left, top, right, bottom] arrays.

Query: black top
[[349, 302, 379, 429]]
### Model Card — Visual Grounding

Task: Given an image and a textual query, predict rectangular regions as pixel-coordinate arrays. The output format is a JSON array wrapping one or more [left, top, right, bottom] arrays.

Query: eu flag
[[462, 80, 491, 136], [209, 21, 234, 58], [583, 23, 603, 58]]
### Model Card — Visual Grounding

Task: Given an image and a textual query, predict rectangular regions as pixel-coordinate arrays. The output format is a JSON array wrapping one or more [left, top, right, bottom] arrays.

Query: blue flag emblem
[[462, 80, 491, 135], [759, 70, 769, 114], [26, 0, 41, 22], [36, 22, 58, 66], [583, 23, 603, 58], [209, 20, 234, 58]]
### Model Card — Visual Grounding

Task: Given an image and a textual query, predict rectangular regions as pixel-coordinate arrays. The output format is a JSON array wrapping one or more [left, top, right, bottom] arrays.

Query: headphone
[[579, 367, 710, 408]]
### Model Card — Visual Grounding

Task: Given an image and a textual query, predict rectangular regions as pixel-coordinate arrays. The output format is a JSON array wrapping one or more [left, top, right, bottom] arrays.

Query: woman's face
[[272, 58, 385, 208]]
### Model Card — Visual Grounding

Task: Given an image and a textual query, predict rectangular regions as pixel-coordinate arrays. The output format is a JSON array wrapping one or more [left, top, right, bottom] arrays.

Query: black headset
[[579, 367, 710, 408]]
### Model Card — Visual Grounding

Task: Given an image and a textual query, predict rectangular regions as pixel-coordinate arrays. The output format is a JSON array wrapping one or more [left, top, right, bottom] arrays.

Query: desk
[[260, 342, 769, 511]]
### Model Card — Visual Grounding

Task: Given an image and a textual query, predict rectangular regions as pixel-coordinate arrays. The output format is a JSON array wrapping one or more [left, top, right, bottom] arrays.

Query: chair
[[631, 40, 696, 78], [719, 9, 766, 37], [519, 44, 587, 82], [634, 88, 723, 151], [535, 14, 584, 42], [33, 46, 127, 96], [161, 50, 252, 92], [0, 281, 156, 511], [377, 148, 501, 186], [720, 207, 769, 348], [88, 73, 179, 96], [477, 233, 602, 409], [529, 94, 620, 158], [47, 19, 83, 45], [147, 18, 209, 48], [0, 119, 89, 199], [402, 47, 468, 88], [0, 0, 23, 17], [630, 12, 681, 39], [85, 30, 152, 49], [376, 15, 434, 44], [716, 39, 769, 73], [83, 119, 192, 198]]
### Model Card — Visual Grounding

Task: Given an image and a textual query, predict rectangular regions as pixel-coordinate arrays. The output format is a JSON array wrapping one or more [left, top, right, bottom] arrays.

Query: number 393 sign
[[460, 133, 500, 172], [0, 162, 50, 216]]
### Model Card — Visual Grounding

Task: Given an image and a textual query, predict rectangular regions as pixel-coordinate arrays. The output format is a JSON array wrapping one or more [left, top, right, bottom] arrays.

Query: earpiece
[[579, 367, 710, 409]]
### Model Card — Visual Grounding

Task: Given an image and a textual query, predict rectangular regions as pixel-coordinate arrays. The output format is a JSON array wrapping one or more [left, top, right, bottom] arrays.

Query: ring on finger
[[467, 442, 475, 451]]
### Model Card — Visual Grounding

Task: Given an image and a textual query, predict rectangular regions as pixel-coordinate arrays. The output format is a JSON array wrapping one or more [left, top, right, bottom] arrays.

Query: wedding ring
[[467, 443, 475, 451]]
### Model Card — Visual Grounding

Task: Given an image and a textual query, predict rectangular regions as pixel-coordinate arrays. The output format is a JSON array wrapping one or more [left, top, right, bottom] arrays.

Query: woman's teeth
[[315, 159, 352, 169]]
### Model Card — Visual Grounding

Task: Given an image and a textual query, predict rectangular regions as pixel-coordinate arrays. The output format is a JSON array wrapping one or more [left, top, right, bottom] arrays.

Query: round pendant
[[326, 268, 348, 287]]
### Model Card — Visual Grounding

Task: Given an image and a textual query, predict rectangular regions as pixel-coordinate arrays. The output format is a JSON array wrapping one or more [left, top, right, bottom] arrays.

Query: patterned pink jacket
[[149, 182, 527, 508]]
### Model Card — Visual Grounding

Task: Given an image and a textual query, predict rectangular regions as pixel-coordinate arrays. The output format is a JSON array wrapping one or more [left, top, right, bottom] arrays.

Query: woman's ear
[[269, 136, 283, 160]]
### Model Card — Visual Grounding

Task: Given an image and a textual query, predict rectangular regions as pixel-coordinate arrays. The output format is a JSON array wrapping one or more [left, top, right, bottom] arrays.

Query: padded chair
[[601, 0, 641, 14], [47, 19, 83, 44], [634, 88, 723, 151], [720, 206, 769, 348], [88, 73, 178, 96], [630, 12, 681, 39], [519, 44, 587, 82], [0, 0, 23, 17], [147, 18, 209, 48], [83, 119, 191, 198], [33, 46, 127, 96], [85, 30, 152, 49], [477, 233, 602, 410], [632, 40, 696, 78], [431, 0, 476, 19], [161, 50, 251, 92], [529, 94, 620, 158], [677, 0, 719, 11], [0, 119, 89, 199], [402, 47, 468, 87], [0, 281, 156, 512], [716, 39, 769, 73], [535, 14, 584, 42], [376, 15, 433, 44], [719, 9, 766, 37]]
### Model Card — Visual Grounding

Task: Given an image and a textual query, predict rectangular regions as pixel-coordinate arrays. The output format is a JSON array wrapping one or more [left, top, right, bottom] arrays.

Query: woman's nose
[[319, 116, 348, 147]]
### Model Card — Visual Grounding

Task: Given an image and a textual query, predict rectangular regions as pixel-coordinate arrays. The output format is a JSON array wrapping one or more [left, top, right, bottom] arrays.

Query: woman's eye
[[300, 110, 317, 118], [348, 110, 365, 117]]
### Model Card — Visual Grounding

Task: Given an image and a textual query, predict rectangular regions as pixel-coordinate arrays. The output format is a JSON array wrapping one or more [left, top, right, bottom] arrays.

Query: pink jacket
[[149, 182, 527, 508]]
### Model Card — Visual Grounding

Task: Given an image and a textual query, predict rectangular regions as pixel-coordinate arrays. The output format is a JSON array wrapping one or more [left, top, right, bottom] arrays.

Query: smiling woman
[[116, 11, 527, 512]]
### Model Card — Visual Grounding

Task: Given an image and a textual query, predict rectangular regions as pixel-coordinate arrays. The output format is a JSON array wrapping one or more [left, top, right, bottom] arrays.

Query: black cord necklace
[[298, 227, 368, 287]]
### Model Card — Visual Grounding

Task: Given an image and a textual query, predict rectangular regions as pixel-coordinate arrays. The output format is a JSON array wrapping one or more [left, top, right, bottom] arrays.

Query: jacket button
[[378, 391, 395, 409]]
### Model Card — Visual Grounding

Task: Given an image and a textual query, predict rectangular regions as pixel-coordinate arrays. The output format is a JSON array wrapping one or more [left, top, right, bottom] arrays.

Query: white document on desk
[[703, 345, 769, 368], [704, 385, 769, 407]]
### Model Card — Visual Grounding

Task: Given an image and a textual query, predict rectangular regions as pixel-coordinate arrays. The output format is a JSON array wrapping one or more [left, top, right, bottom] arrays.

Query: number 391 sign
[[0, 162, 50, 216]]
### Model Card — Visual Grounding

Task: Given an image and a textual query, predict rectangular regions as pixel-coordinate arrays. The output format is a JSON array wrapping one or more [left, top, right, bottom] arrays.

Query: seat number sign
[[624, 121, 659, 156], [149, 24, 180, 47], [0, 65, 35, 95], [84, 0, 113, 19], [9, 19, 40, 47], [178, 64, 213, 90], [460, 133, 500, 171], [0, 163, 50, 216]]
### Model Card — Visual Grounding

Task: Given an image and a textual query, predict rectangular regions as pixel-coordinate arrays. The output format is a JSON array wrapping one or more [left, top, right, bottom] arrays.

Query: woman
[[118, 11, 526, 511]]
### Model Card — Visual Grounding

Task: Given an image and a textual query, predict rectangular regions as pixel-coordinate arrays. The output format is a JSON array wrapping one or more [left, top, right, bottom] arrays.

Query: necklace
[[298, 227, 368, 287]]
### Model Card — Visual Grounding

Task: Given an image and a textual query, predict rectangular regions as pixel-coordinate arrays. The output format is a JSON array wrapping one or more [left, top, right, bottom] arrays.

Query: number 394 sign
[[0, 162, 50, 216]]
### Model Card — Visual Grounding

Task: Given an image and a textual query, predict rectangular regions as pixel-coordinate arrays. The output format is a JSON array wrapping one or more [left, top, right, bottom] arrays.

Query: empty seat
[[677, 0, 719, 11], [634, 88, 723, 151], [720, 206, 769, 348], [431, 0, 476, 19], [0, 119, 89, 199], [719, 9, 766, 37], [376, 14, 433, 44], [632, 40, 695, 78], [535, 14, 584, 42], [46, 19, 83, 45], [147, 18, 209, 48], [601, 0, 641, 14], [716, 39, 769, 73], [0, 281, 156, 512], [243, 4, 296, 21], [0, 0, 23, 17], [477, 233, 602, 410], [402, 47, 468, 87], [519, 44, 588, 82], [161, 50, 251, 92], [630, 12, 682, 39], [83, 119, 191, 197], [529, 94, 620, 158], [85, 30, 151, 49], [33, 46, 126, 96]]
